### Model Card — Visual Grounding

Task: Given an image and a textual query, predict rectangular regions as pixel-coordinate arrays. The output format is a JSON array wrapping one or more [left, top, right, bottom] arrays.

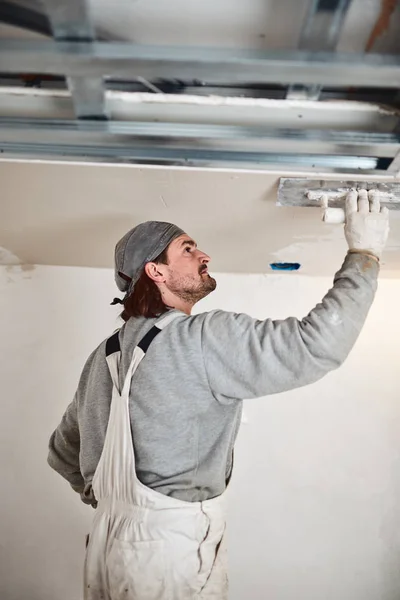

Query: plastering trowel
[[277, 178, 400, 223]]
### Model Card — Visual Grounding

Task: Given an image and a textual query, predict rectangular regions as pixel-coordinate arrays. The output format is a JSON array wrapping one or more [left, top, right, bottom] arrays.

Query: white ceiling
[[2, 160, 400, 277], [2, 0, 400, 53], [84, 0, 400, 53], [1, 1, 400, 277]]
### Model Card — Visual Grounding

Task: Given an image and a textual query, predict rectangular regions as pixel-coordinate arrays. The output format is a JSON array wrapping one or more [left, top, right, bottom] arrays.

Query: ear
[[144, 261, 167, 284]]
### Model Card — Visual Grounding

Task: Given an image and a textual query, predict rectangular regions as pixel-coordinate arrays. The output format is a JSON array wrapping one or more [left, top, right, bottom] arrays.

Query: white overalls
[[84, 312, 229, 600]]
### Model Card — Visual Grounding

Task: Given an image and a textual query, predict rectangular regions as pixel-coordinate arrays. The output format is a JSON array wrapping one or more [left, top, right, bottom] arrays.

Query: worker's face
[[162, 234, 216, 303]]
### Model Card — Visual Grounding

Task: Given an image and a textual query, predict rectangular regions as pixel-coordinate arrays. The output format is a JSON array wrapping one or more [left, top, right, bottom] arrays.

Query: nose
[[198, 250, 210, 263]]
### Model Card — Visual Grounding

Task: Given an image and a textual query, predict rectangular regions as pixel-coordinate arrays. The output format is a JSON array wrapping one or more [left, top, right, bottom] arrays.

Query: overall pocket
[[107, 539, 171, 600]]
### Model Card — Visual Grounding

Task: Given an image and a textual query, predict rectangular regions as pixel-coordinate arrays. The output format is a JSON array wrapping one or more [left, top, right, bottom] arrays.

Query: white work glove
[[344, 189, 389, 260]]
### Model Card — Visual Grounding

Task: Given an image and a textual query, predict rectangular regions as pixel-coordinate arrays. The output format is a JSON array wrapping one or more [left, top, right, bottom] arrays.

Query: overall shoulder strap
[[121, 311, 183, 395], [136, 311, 182, 353], [104, 312, 183, 395], [105, 330, 121, 391]]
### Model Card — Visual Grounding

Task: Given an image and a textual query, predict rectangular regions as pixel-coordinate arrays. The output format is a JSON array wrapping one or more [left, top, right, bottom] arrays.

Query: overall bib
[[84, 312, 229, 599]]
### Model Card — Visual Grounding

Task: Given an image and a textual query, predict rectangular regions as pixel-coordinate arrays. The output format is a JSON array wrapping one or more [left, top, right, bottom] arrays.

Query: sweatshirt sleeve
[[47, 393, 84, 495], [47, 344, 110, 507], [202, 253, 379, 400]]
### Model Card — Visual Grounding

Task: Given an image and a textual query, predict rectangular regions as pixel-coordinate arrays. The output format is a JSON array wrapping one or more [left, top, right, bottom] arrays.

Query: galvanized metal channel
[[287, 0, 354, 100], [41, 0, 107, 120], [0, 117, 397, 171], [1, 41, 400, 88]]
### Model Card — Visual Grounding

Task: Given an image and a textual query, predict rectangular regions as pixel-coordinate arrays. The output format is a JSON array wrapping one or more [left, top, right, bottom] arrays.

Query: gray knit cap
[[114, 221, 185, 293]]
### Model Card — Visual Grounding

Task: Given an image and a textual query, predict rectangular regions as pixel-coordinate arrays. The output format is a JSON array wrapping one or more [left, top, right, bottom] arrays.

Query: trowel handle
[[323, 207, 345, 224], [320, 195, 345, 224]]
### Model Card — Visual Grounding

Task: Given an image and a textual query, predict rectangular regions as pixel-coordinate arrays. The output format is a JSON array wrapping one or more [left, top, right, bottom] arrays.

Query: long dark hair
[[120, 248, 169, 321]]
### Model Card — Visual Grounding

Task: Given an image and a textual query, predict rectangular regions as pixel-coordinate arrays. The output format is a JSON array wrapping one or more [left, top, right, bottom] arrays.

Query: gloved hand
[[344, 189, 389, 259]]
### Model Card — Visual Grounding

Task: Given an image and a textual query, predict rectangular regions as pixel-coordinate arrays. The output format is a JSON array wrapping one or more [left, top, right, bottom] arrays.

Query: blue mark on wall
[[270, 262, 301, 271]]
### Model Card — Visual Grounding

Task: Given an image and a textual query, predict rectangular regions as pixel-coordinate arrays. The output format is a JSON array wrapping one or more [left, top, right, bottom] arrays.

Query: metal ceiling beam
[[298, 0, 353, 51], [1, 41, 400, 88], [41, 0, 106, 120], [0, 118, 397, 170], [0, 144, 381, 172], [288, 0, 354, 100], [42, 0, 93, 41]]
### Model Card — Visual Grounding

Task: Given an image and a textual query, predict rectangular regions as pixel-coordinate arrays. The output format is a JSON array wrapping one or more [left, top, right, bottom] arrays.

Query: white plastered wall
[[1, 263, 400, 600]]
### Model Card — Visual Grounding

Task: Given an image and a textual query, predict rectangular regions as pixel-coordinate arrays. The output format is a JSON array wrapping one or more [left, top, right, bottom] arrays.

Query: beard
[[166, 269, 216, 304]]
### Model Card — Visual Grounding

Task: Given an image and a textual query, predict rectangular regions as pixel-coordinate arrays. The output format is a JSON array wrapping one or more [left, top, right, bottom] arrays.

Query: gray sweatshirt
[[48, 253, 379, 505]]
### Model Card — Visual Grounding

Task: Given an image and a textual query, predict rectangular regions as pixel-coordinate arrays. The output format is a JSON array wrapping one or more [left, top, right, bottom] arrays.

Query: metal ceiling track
[[0, 0, 399, 173], [41, 0, 106, 120], [287, 0, 354, 100], [0, 117, 395, 172], [2, 41, 400, 88]]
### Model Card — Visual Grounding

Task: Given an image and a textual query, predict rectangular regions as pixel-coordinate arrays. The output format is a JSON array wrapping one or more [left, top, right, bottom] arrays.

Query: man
[[48, 189, 389, 599]]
